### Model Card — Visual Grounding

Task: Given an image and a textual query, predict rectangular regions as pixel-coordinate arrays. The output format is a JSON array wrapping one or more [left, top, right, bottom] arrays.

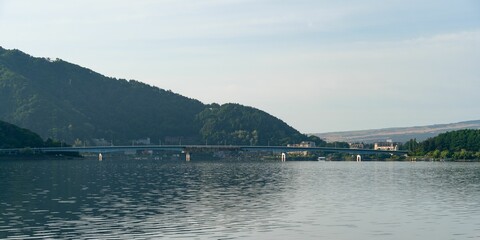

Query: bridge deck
[[0, 145, 408, 155]]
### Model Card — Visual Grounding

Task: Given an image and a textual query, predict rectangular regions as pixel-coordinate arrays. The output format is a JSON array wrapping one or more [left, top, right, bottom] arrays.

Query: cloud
[[404, 30, 480, 44]]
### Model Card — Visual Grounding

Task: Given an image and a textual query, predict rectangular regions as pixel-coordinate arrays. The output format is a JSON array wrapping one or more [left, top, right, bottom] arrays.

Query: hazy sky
[[1, 0, 479, 133]]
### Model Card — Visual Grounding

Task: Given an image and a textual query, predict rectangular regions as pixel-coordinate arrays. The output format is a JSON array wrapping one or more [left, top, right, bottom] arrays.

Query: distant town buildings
[[287, 141, 316, 156], [374, 140, 398, 151], [132, 138, 151, 145], [287, 141, 316, 148], [349, 143, 364, 149], [92, 138, 111, 146]]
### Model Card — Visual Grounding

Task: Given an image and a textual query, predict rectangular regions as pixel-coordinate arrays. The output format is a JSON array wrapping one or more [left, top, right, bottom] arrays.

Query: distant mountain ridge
[[314, 120, 480, 143], [0, 47, 317, 146]]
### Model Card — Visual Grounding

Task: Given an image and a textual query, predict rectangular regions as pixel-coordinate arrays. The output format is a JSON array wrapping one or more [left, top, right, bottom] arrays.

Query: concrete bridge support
[[281, 152, 287, 162]]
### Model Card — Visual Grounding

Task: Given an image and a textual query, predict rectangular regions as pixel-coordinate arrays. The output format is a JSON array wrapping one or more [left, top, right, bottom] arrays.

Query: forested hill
[[0, 47, 319, 146], [0, 120, 44, 148], [196, 103, 307, 145], [407, 129, 480, 160], [0, 47, 205, 144]]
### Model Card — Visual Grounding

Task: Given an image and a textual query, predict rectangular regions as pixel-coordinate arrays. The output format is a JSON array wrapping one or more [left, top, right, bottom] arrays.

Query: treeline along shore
[[403, 129, 480, 161]]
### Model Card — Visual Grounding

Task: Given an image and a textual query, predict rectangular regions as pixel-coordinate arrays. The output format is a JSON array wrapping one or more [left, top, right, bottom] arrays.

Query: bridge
[[0, 145, 408, 161]]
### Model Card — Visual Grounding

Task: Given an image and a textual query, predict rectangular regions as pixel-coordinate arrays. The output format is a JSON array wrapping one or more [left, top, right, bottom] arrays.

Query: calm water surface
[[1, 159, 479, 239]]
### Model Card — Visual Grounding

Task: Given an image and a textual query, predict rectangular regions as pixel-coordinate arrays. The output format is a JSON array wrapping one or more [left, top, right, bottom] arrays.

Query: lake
[[1, 159, 479, 239]]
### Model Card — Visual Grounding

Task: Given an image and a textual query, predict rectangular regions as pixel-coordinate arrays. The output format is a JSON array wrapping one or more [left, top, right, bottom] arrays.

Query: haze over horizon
[[1, 0, 479, 133]]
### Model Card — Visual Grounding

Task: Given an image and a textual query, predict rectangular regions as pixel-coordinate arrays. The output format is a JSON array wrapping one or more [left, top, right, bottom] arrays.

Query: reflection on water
[[1, 159, 480, 239]]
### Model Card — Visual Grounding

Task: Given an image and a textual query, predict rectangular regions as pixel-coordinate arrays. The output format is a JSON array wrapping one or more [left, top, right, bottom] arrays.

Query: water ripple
[[1, 160, 479, 239]]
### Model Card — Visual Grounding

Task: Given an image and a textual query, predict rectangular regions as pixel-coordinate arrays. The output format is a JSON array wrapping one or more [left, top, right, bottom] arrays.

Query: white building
[[374, 142, 398, 151]]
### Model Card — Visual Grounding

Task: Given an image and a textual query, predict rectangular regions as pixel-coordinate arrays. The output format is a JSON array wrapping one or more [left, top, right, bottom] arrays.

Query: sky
[[0, 0, 479, 133]]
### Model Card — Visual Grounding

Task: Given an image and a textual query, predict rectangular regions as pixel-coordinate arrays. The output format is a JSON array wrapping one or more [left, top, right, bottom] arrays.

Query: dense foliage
[[0, 47, 206, 144], [196, 103, 325, 146], [405, 129, 480, 160], [0, 120, 44, 148], [0, 47, 314, 146]]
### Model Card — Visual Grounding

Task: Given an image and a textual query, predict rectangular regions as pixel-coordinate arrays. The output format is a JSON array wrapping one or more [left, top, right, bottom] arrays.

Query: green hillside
[[196, 103, 306, 146], [406, 129, 480, 160], [0, 47, 319, 146], [0, 120, 44, 148]]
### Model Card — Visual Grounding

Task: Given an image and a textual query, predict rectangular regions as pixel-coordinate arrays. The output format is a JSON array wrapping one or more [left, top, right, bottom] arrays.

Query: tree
[[431, 149, 440, 159], [440, 150, 450, 159]]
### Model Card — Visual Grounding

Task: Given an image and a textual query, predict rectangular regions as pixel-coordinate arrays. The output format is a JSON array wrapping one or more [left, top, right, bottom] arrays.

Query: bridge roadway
[[1, 145, 408, 157]]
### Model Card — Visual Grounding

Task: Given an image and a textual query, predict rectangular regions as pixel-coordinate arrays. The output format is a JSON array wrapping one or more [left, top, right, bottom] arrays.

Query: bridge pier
[[281, 152, 286, 162], [356, 154, 362, 162], [185, 152, 191, 162]]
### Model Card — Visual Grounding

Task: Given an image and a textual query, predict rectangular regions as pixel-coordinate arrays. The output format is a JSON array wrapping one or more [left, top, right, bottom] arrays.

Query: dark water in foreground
[[1, 159, 479, 239]]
